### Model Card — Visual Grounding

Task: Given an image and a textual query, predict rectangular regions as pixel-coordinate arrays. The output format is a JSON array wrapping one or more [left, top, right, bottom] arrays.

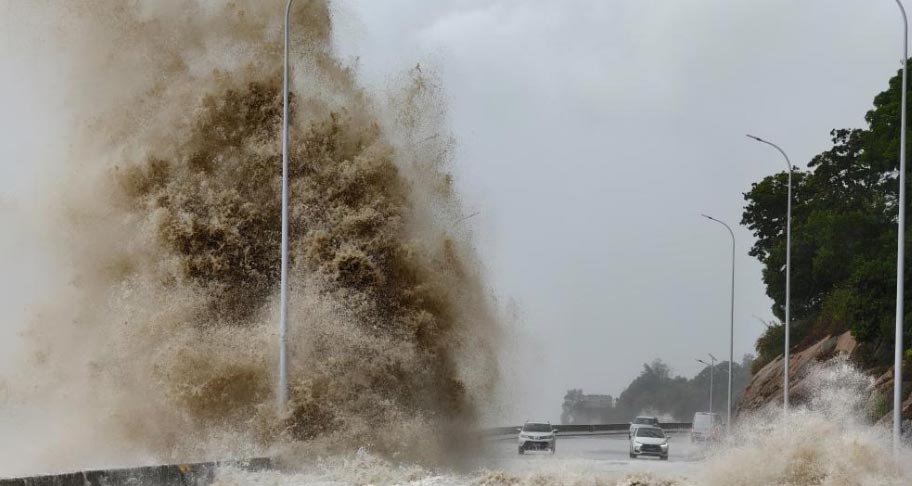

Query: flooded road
[[211, 434, 704, 486]]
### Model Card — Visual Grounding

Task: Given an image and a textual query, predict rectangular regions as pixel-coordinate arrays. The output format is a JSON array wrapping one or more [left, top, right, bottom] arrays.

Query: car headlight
[[520, 434, 531, 439], [634, 441, 642, 447], [661, 442, 669, 448]]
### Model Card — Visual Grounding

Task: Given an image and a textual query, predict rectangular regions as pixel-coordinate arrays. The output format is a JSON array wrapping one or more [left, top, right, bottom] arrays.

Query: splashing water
[[0, 0, 499, 475], [695, 360, 910, 486], [208, 361, 908, 486], [2, 3, 911, 486]]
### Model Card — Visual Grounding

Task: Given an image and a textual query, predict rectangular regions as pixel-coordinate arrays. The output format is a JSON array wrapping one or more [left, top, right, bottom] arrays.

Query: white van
[[691, 412, 721, 442]]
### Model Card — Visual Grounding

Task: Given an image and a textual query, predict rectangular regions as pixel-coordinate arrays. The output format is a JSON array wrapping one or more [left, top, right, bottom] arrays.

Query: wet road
[[480, 432, 706, 479]]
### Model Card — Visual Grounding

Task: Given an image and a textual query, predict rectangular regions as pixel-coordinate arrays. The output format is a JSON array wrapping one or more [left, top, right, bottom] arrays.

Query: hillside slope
[[737, 332, 911, 429]]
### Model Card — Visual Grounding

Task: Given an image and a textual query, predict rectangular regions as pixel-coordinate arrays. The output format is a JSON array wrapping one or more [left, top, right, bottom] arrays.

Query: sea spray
[[203, 361, 908, 486], [1, 0, 499, 473], [5, 2, 911, 485], [697, 359, 909, 486]]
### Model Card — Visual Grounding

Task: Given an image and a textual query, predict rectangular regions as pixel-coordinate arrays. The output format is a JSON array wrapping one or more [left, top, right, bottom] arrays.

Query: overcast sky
[[330, 0, 906, 422], [1, 0, 908, 424]]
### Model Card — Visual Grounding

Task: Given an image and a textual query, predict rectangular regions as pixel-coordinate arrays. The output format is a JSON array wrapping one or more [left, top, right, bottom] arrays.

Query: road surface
[[477, 433, 705, 480]]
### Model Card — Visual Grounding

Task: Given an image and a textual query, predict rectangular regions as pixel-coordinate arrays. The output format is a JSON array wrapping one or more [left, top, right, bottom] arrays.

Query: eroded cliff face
[[737, 331, 912, 428]]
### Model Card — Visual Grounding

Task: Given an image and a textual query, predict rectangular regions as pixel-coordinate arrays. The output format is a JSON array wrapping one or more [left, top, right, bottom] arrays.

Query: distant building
[[561, 390, 616, 424]]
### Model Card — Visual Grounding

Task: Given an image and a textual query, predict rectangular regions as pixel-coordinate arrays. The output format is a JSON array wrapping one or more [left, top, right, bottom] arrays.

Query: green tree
[[743, 63, 912, 368], [612, 357, 753, 422]]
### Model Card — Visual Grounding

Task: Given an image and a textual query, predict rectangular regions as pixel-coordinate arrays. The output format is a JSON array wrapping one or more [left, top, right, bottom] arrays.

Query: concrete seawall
[[0, 458, 270, 486]]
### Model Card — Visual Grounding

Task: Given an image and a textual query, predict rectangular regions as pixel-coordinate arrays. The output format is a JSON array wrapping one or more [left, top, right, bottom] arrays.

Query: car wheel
[[518, 446, 525, 455], [629, 453, 636, 459], [550, 446, 556, 454], [661, 455, 668, 461]]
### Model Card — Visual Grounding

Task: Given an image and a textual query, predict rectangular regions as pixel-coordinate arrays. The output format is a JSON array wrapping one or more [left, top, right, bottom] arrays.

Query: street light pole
[[701, 214, 735, 434], [708, 353, 717, 416], [893, 0, 908, 454], [697, 354, 717, 415], [278, 0, 296, 411], [746, 134, 792, 414]]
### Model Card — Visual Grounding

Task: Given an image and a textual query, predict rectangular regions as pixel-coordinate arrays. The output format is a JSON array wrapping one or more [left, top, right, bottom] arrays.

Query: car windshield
[[636, 427, 665, 438], [634, 417, 657, 424], [523, 423, 552, 433]]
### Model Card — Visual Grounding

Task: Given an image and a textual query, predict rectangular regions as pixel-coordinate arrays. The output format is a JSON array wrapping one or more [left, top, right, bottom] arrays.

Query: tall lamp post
[[278, 0, 297, 410], [697, 354, 718, 415], [701, 214, 735, 434], [892, 0, 908, 454], [746, 134, 792, 414]]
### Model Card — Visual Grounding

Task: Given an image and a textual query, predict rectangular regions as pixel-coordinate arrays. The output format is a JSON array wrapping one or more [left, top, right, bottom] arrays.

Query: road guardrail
[[484, 422, 692, 437]]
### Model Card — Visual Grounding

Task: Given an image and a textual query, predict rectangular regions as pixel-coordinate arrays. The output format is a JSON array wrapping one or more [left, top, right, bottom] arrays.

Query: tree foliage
[[743, 63, 912, 368], [561, 357, 753, 423]]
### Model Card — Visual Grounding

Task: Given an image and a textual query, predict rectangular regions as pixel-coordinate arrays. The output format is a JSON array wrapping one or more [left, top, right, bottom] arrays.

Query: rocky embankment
[[737, 331, 912, 426]]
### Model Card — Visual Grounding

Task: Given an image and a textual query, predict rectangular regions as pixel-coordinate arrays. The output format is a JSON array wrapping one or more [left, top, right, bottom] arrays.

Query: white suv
[[517, 421, 557, 454]]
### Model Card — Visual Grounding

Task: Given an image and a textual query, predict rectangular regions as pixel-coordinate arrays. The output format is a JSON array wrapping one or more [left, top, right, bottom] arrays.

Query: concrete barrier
[[0, 457, 270, 486]]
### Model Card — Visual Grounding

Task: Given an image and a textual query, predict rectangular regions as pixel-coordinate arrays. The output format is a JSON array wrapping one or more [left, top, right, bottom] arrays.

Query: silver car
[[629, 425, 669, 460], [517, 421, 557, 454]]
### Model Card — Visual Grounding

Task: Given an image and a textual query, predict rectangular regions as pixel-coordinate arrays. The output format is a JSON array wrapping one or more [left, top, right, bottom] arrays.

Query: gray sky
[[330, 0, 905, 422], [0, 0, 907, 423]]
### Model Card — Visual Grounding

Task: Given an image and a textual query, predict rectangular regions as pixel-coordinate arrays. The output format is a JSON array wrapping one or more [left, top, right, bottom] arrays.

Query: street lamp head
[[702, 213, 735, 236], [453, 211, 480, 226], [696, 359, 709, 366], [746, 134, 764, 143]]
